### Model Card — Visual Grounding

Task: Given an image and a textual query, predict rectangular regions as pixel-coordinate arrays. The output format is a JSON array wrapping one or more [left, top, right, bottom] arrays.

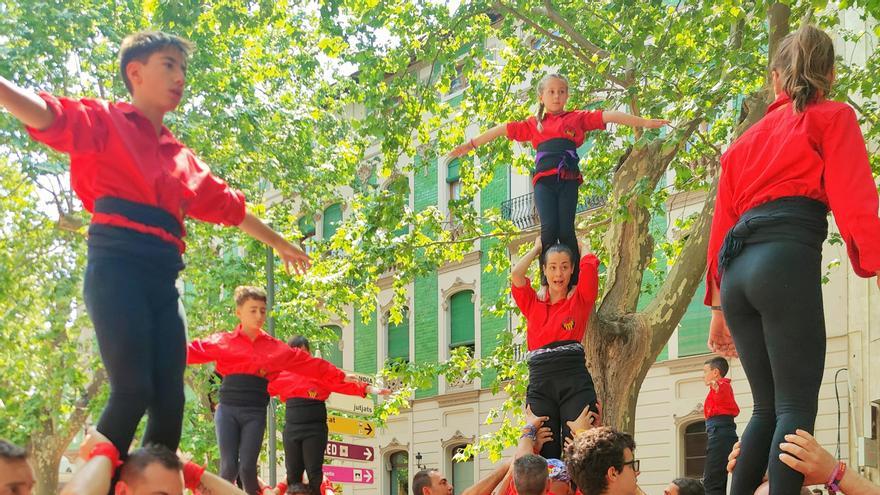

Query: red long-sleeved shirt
[[25, 93, 247, 253], [268, 371, 368, 402], [511, 254, 600, 350], [187, 325, 344, 382], [704, 377, 740, 419], [706, 94, 880, 304], [506, 110, 606, 184]]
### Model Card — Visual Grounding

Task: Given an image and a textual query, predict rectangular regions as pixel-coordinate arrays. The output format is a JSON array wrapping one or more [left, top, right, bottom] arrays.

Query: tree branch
[[493, 1, 629, 88]]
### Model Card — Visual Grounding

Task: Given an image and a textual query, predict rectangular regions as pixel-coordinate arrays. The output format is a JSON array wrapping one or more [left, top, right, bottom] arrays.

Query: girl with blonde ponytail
[[705, 24, 880, 495], [449, 73, 667, 286]]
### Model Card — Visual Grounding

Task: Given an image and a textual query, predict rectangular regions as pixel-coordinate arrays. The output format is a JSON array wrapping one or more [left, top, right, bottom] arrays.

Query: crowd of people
[[0, 8, 879, 495]]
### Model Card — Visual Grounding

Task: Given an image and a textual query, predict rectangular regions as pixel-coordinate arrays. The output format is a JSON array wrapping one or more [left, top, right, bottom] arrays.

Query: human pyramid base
[[2, 20, 880, 495]]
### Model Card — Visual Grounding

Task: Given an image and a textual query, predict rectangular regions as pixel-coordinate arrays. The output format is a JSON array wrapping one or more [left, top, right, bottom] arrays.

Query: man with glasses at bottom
[[565, 427, 641, 495]]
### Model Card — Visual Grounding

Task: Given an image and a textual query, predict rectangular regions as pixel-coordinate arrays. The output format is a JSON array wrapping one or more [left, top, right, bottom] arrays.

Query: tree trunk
[[583, 1, 792, 435], [30, 436, 63, 495]]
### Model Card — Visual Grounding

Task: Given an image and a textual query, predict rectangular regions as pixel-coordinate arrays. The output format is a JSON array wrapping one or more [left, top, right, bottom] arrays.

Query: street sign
[[323, 466, 374, 485], [344, 371, 376, 386], [326, 415, 375, 437], [326, 392, 374, 416], [325, 441, 375, 462]]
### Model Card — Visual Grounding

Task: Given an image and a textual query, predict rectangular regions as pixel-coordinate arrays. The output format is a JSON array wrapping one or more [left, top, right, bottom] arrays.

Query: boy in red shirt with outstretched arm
[[0, 31, 310, 458]]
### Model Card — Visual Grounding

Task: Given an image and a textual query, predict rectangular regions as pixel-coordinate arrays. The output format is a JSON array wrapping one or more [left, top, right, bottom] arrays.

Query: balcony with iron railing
[[500, 192, 606, 230]]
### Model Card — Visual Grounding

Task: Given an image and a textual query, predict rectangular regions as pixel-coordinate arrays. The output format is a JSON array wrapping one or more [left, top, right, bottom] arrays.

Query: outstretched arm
[[602, 110, 668, 129], [448, 124, 508, 159], [0, 76, 55, 130], [238, 212, 310, 275]]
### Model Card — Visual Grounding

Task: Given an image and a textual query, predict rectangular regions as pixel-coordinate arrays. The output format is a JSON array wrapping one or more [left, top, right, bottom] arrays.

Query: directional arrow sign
[[326, 392, 374, 416], [325, 441, 375, 462], [326, 415, 375, 438], [323, 466, 375, 485]]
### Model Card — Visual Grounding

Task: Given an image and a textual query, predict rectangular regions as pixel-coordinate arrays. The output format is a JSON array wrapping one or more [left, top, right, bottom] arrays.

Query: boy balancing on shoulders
[[0, 31, 309, 459]]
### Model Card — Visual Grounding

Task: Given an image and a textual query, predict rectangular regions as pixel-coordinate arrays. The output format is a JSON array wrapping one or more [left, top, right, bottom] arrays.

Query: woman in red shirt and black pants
[[706, 25, 880, 495], [187, 287, 349, 495], [269, 336, 389, 495], [511, 237, 600, 460]]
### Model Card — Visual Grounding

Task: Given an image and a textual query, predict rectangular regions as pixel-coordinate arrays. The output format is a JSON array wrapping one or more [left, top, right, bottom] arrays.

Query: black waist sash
[[219, 374, 270, 407], [717, 196, 828, 276], [88, 196, 184, 272], [534, 138, 580, 178]]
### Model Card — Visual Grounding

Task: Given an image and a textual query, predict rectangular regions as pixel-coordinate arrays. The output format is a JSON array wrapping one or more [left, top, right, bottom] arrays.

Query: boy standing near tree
[[702, 357, 739, 495]]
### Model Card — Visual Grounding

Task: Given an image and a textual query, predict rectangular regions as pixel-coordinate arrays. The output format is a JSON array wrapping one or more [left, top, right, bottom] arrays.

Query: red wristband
[[183, 461, 206, 491], [276, 482, 288, 494], [88, 442, 123, 469]]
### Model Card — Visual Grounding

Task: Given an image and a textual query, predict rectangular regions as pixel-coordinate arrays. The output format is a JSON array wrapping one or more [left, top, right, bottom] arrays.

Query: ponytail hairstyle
[[535, 73, 568, 132], [771, 25, 835, 113]]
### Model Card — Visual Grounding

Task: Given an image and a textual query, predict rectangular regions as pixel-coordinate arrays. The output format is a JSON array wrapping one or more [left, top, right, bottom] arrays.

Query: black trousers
[[84, 250, 187, 457], [283, 400, 328, 495], [703, 416, 738, 495], [534, 177, 581, 284], [722, 240, 825, 495], [526, 345, 597, 460], [215, 404, 267, 495]]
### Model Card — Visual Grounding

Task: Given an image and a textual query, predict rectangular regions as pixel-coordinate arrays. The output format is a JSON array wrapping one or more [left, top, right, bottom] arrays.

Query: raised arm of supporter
[[517, 405, 550, 458], [779, 429, 880, 495], [512, 237, 542, 289], [62, 429, 117, 495], [238, 212, 311, 275], [821, 106, 880, 287], [0, 76, 56, 131], [601, 111, 669, 129], [575, 241, 600, 304], [460, 459, 513, 495], [448, 124, 508, 159]]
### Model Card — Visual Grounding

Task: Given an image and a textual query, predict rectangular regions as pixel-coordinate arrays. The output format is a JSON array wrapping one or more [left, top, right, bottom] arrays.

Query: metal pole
[[266, 244, 277, 485]]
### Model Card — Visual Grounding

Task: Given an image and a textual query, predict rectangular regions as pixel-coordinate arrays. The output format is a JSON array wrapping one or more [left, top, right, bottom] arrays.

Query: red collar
[[767, 94, 791, 113], [116, 102, 178, 145], [232, 324, 269, 342]]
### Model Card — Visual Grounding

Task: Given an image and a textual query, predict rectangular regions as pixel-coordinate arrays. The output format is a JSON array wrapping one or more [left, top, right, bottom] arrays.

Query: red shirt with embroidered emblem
[[506, 110, 606, 184], [268, 370, 368, 402], [706, 94, 880, 304], [186, 325, 344, 382], [511, 254, 600, 351], [25, 93, 247, 253], [704, 377, 740, 419]]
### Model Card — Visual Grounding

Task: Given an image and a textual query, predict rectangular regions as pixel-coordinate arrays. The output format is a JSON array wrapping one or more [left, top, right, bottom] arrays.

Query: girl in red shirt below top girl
[[0, 31, 310, 461], [270, 335, 390, 495], [187, 287, 352, 495], [448, 73, 667, 285], [705, 25, 880, 495], [511, 237, 600, 460]]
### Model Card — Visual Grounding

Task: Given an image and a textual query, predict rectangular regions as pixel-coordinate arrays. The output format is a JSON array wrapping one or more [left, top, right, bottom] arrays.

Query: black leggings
[[283, 400, 328, 495], [526, 347, 597, 460], [84, 254, 187, 456], [721, 240, 825, 495], [534, 177, 581, 284], [216, 404, 267, 495]]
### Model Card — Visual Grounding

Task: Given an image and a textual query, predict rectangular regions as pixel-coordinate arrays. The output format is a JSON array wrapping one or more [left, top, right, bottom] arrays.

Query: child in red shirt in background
[[702, 357, 739, 495], [270, 335, 389, 495], [0, 31, 310, 460], [448, 73, 667, 285], [187, 288, 351, 495]]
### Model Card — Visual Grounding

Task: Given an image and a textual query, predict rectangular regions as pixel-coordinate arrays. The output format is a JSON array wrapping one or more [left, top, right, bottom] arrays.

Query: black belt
[[534, 138, 580, 176], [717, 196, 828, 277], [219, 374, 270, 407], [94, 196, 183, 240]]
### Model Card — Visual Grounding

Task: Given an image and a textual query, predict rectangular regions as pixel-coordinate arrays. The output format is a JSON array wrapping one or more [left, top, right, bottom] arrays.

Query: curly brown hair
[[565, 427, 635, 495], [234, 285, 267, 307]]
